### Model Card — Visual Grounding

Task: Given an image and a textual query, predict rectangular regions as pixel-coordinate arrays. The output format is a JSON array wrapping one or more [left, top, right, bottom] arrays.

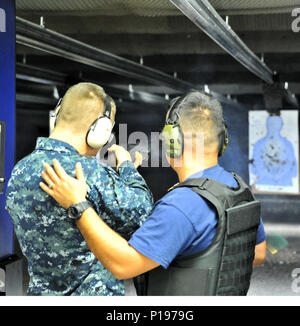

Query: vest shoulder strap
[[171, 173, 254, 218], [172, 178, 224, 218]]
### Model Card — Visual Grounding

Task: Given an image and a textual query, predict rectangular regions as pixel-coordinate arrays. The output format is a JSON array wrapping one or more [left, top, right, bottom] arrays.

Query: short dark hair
[[177, 91, 224, 147]]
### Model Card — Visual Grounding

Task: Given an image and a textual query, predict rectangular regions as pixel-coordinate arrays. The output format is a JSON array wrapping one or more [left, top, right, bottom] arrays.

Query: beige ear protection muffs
[[86, 96, 114, 149], [50, 95, 114, 149]]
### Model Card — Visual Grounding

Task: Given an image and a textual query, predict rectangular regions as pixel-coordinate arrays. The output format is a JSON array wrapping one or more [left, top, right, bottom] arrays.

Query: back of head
[[55, 82, 116, 134], [178, 91, 224, 152]]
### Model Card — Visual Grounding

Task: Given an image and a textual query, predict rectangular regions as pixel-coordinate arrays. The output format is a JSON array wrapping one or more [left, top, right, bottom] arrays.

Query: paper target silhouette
[[249, 111, 299, 194]]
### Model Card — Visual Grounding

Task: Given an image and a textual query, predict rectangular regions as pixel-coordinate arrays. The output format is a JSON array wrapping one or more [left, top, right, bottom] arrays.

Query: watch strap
[[68, 201, 91, 221]]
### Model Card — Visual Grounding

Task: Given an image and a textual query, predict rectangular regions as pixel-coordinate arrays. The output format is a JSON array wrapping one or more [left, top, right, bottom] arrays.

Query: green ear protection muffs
[[161, 93, 229, 159], [161, 96, 185, 159]]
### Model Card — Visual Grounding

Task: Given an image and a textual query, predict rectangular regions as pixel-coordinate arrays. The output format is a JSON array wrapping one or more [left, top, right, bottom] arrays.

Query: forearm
[[253, 240, 266, 266], [77, 207, 153, 279]]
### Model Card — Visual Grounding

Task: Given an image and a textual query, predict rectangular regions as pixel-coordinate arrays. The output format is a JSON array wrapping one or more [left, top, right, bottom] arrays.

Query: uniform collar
[[35, 137, 80, 155], [186, 164, 220, 181], [168, 164, 220, 192]]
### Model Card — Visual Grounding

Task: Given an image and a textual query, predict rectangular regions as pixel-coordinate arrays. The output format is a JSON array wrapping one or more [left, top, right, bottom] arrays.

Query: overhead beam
[[16, 93, 57, 106], [16, 63, 67, 86], [15, 17, 244, 108], [17, 31, 300, 56], [15, 17, 193, 93], [16, 63, 168, 105], [169, 0, 275, 85]]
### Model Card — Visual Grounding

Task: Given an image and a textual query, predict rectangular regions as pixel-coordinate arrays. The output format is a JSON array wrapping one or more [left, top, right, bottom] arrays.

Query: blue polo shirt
[[128, 164, 265, 269]]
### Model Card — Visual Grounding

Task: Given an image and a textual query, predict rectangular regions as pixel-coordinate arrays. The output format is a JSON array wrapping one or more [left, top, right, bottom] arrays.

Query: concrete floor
[[19, 223, 300, 296], [248, 223, 300, 296]]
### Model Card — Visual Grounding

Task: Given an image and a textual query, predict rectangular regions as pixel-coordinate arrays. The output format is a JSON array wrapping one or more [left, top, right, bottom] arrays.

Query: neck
[[267, 130, 280, 137], [174, 153, 218, 183], [50, 128, 94, 156]]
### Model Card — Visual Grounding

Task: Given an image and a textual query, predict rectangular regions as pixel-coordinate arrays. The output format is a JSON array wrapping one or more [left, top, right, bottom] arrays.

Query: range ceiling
[[16, 0, 300, 16], [15, 0, 300, 99]]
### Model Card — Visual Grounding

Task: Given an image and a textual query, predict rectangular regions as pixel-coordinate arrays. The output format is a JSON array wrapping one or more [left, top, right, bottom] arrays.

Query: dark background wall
[[219, 103, 249, 183], [15, 99, 250, 203], [16, 97, 300, 228]]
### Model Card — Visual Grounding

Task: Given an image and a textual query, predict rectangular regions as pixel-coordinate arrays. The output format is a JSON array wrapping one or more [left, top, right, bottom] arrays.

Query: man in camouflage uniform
[[5, 83, 153, 295]]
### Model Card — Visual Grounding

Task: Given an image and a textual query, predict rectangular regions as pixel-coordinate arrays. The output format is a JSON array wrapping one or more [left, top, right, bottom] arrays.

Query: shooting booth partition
[[0, 0, 24, 296]]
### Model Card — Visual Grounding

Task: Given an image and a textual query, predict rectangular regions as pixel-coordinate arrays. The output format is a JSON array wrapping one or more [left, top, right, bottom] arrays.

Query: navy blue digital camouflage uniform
[[6, 137, 154, 296]]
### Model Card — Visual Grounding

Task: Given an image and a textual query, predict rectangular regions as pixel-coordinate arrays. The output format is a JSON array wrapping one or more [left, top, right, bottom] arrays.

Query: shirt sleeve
[[118, 160, 148, 187], [128, 201, 195, 269], [88, 160, 154, 238], [256, 218, 266, 244]]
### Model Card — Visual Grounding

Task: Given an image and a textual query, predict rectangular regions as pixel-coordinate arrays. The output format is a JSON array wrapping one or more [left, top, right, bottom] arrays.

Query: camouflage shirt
[[5, 137, 154, 296]]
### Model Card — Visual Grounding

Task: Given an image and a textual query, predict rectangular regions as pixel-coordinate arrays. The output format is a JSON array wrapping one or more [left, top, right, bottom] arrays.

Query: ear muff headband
[[218, 121, 229, 157], [86, 95, 114, 149], [102, 96, 113, 119], [49, 98, 63, 134], [162, 96, 185, 159]]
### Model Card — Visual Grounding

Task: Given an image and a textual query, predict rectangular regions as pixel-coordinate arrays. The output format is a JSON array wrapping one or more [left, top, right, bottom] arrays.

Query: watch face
[[68, 202, 90, 220], [69, 206, 79, 219]]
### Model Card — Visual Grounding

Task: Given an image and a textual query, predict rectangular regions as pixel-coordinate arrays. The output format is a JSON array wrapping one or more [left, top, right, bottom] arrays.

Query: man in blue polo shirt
[[128, 164, 265, 270], [40, 91, 266, 295]]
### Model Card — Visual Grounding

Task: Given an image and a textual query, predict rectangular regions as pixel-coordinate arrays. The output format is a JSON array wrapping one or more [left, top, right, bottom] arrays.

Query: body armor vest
[[146, 173, 261, 296]]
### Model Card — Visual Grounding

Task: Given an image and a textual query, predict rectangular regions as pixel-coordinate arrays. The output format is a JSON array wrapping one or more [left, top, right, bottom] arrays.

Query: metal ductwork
[[169, 0, 275, 85]]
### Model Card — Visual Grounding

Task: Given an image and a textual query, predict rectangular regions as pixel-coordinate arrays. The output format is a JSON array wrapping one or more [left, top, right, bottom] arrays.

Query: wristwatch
[[67, 201, 91, 221]]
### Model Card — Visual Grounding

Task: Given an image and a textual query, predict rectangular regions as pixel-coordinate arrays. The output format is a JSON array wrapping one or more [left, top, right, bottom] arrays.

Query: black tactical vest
[[146, 173, 261, 296]]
